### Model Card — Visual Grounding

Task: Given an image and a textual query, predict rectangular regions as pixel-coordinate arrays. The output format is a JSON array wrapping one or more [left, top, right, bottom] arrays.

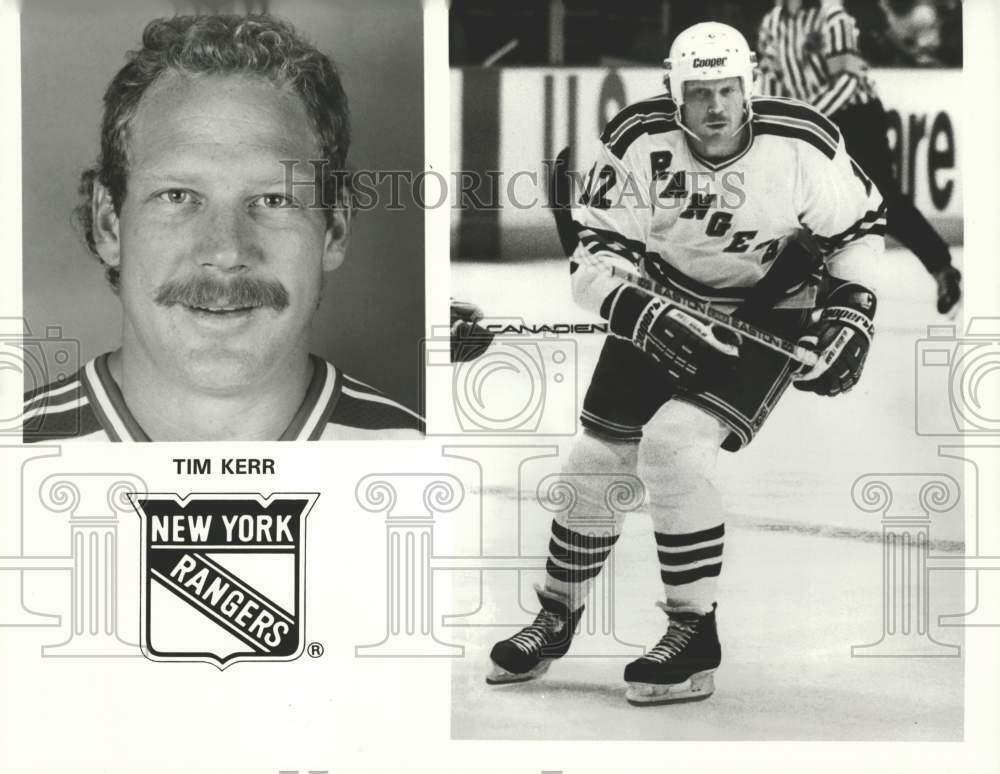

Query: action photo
[[447, 0, 969, 740], [19, 0, 425, 441]]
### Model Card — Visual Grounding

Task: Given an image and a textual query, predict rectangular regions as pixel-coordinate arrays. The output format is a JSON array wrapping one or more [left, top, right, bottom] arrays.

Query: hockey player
[[487, 22, 883, 705]]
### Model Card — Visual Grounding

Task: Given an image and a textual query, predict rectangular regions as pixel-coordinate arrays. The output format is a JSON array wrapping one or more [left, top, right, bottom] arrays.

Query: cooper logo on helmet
[[693, 56, 728, 68]]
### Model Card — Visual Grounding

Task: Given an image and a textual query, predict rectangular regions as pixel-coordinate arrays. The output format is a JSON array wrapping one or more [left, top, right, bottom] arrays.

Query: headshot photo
[[20, 0, 425, 441]]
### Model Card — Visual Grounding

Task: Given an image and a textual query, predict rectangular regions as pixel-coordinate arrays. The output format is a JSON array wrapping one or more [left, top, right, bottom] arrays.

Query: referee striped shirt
[[757, 0, 876, 116]]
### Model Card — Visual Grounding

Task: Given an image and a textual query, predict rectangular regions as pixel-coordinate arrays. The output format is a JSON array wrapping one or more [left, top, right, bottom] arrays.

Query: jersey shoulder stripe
[[23, 373, 104, 443], [752, 97, 841, 146], [24, 378, 84, 414], [577, 224, 647, 266], [600, 95, 678, 158], [754, 118, 837, 159], [330, 375, 425, 434], [812, 201, 887, 253], [24, 375, 81, 405], [24, 355, 423, 442], [600, 94, 676, 141]]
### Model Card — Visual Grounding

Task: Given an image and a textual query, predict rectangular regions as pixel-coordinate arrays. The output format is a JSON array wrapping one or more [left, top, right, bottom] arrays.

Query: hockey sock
[[542, 431, 636, 609], [655, 524, 725, 614], [544, 517, 621, 612]]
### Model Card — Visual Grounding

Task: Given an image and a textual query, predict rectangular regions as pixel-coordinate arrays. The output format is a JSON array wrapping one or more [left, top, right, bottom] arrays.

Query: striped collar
[[79, 353, 342, 442], [687, 122, 755, 172]]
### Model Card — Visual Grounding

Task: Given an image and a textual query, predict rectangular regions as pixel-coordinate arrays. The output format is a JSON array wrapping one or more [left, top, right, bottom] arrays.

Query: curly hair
[[75, 14, 351, 291]]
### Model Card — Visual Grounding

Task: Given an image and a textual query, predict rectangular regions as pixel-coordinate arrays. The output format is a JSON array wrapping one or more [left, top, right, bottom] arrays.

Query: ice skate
[[486, 587, 583, 685], [624, 603, 721, 706]]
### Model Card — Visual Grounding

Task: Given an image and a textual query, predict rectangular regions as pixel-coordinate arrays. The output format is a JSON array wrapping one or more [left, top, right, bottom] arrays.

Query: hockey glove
[[451, 299, 495, 363], [792, 280, 876, 396], [934, 266, 962, 315], [607, 285, 740, 391]]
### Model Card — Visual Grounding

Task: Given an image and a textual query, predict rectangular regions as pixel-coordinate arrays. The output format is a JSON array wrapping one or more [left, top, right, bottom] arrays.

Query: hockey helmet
[[663, 22, 758, 109]]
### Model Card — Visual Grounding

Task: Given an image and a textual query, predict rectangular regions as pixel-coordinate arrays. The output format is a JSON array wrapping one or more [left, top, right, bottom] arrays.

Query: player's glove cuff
[[792, 280, 877, 395], [817, 304, 874, 343], [605, 285, 663, 346]]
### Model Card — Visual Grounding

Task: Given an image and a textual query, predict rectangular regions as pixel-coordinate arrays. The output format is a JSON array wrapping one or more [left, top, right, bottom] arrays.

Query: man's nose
[[196, 207, 261, 271]]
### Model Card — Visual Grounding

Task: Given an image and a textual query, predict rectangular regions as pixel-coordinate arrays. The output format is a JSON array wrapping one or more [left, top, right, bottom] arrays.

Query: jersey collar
[[687, 122, 755, 172], [80, 352, 341, 442]]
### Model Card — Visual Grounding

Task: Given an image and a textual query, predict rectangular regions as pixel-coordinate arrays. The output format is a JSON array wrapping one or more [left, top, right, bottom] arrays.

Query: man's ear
[[322, 205, 350, 273], [92, 182, 122, 268]]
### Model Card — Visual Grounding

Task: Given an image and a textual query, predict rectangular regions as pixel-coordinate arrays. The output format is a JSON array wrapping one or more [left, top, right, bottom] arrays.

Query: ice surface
[[449, 249, 967, 740]]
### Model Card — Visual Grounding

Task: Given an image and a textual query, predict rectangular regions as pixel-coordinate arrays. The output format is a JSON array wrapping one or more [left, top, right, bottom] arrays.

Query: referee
[[756, 0, 962, 314]]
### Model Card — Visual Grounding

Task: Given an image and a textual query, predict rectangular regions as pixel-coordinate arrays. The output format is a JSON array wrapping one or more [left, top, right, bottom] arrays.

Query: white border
[[0, 0, 23, 434]]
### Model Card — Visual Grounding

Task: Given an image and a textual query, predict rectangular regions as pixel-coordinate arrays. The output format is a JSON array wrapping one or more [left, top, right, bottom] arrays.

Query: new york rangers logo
[[129, 492, 317, 669]]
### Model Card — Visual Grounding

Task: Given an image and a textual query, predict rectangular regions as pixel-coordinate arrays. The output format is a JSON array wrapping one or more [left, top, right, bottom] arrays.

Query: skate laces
[[643, 604, 700, 664], [508, 610, 565, 654]]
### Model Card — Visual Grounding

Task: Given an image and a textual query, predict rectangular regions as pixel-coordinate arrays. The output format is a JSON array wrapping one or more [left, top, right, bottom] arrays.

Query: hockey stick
[[608, 265, 819, 368]]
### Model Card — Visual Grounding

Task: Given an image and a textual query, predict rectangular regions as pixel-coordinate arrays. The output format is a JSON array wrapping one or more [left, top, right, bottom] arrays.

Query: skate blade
[[625, 669, 716, 706], [485, 658, 553, 685]]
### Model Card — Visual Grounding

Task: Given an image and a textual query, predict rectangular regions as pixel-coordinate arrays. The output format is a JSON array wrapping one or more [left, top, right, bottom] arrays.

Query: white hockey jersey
[[571, 94, 885, 316], [23, 353, 424, 442]]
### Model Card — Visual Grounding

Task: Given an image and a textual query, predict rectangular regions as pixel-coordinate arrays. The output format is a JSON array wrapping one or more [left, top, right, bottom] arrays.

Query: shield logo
[[129, 492, 317, 669]]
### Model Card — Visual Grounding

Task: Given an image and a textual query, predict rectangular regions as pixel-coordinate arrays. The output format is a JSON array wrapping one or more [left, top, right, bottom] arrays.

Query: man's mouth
[[184, 304, 259, 317]]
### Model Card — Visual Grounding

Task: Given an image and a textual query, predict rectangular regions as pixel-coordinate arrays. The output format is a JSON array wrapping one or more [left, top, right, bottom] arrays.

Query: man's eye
[[157, 189, 196, 205], [252, 193, 298, 209]]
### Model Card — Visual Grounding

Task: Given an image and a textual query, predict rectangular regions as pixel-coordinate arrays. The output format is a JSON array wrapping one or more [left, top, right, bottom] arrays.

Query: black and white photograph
[[18, 0, 425, 442], [448, 0, 974, 740], [1, 0, 999, 772]]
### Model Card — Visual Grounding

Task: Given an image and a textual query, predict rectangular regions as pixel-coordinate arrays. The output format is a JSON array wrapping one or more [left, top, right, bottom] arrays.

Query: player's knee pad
[[566, 428, 640, 474], [557, 429, 640, 530], [639, 401, 727, 516]]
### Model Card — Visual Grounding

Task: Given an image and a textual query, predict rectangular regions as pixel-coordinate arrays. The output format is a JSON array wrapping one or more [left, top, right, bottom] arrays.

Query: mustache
[[155, 275, 290, 311]]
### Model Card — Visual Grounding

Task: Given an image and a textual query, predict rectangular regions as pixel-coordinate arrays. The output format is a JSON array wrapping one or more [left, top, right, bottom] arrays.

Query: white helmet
[[663, 22, 758, 133]]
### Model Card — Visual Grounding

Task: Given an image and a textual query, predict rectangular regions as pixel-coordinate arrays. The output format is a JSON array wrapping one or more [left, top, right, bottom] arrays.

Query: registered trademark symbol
[[307, 642, 325, 658]]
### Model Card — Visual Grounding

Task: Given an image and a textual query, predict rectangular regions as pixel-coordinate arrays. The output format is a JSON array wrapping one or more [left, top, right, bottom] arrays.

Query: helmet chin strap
[[729, 103, 754, 138]]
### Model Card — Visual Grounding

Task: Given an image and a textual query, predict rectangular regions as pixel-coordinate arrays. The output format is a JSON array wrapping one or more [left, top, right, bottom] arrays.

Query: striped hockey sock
[[655, 524, 724, 614], [544, 518, 621, 611]]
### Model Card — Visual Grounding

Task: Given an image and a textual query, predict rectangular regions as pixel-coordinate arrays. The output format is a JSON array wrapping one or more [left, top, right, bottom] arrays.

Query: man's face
[[680, 76, 746, 144], [95, 72, 347, 393]]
